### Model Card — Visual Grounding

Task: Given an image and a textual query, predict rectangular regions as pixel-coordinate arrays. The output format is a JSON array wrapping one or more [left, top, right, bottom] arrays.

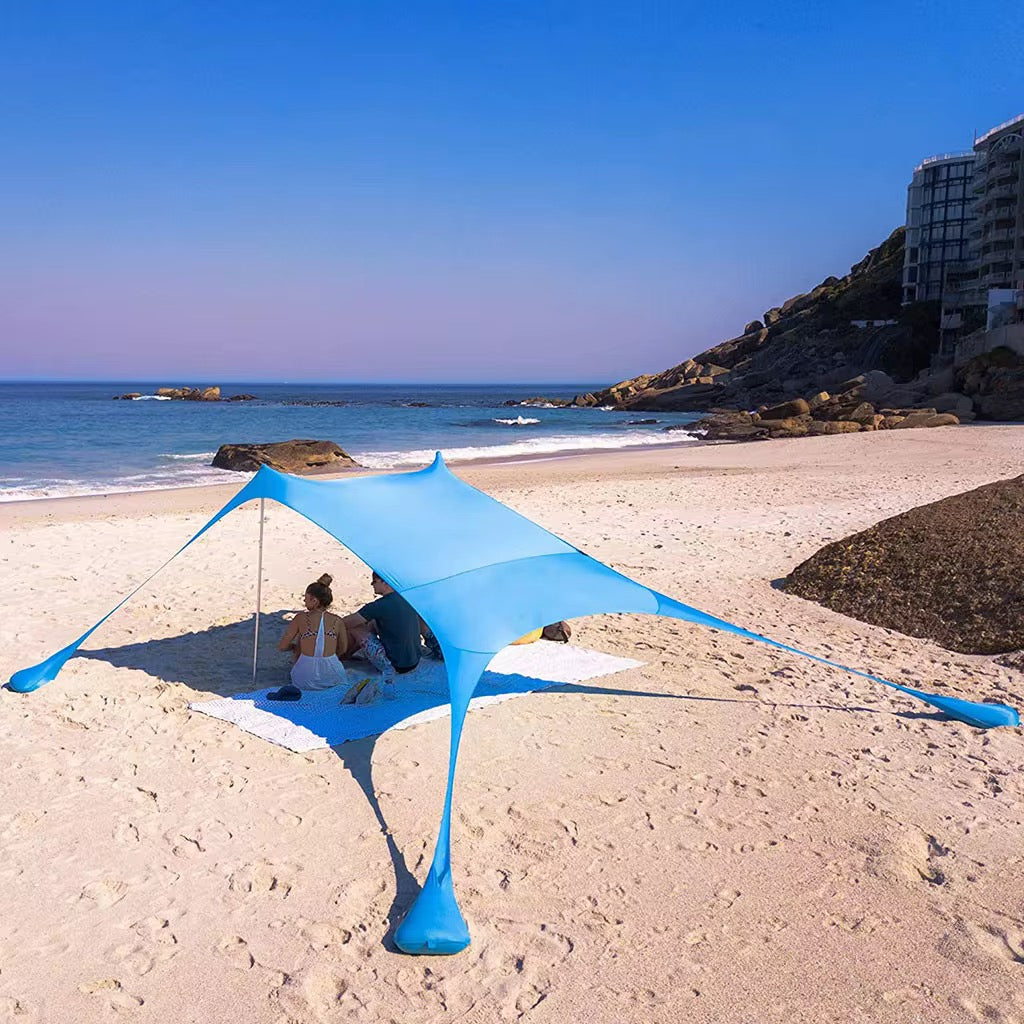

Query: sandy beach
[[2, 425, 1023, 1024]]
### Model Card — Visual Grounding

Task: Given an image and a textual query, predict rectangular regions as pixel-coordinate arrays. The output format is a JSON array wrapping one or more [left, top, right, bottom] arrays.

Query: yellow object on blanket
[[511, 628, 543, 645]]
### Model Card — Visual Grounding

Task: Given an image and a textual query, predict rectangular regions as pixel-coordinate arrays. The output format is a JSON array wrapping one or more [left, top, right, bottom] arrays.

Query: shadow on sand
[[77, 610, 898, 948]]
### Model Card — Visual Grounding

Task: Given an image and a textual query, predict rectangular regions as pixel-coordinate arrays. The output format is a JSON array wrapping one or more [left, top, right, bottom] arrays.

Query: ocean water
[[0, 382, 702, 502]]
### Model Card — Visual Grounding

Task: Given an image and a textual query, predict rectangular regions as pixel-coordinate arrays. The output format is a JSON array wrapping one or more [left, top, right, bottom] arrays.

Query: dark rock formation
[[955, 347, 1024, 421], [212, 439, 359, 474], [228, 393, 257, 402], [782, 474, 1024, 654], [113, 392, 142, 400]]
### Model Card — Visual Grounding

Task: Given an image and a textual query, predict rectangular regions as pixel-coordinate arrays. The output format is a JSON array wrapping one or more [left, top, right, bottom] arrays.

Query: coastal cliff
[[576, 227, 919, 413]]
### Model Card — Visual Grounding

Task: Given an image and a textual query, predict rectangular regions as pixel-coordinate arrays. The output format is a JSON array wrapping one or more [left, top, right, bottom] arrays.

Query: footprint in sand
[[0, 996, 42, 1023], [272, 967, 372, 1023], [125, 913, 181, 969], [79, 879, 128, 909], [228, 860, 296, 898], [711, 888, 741, 911], [78, 978, 144, 1013], [298, 919, 353, 953], [216, 935, 255, 970], [964, 921, 1024, 964]]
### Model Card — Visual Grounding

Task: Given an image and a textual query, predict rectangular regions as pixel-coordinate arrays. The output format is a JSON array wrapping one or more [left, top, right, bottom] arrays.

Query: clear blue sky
[[1, 1, 1021, 382]]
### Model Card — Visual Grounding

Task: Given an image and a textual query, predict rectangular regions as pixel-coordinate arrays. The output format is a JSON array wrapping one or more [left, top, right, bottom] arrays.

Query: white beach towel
[[189, 644, 644, 753]]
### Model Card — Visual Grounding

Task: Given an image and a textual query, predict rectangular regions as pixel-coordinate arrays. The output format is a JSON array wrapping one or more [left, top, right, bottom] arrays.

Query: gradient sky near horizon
[[1, 1, 1022, 383]]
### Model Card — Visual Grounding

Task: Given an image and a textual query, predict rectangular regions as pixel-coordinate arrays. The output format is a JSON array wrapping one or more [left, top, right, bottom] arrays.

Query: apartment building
[[967, 114, 1024, 300], [905, 114, 1024, 361], [902, 153, 977, 305]]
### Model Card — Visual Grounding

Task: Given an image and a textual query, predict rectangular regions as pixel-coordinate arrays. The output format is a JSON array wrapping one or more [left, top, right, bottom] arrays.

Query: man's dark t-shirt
[[359, 592, 421, 671]]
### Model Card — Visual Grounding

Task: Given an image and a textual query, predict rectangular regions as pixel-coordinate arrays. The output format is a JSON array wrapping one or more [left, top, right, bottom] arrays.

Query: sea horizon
[[0, 380, 702, 502]]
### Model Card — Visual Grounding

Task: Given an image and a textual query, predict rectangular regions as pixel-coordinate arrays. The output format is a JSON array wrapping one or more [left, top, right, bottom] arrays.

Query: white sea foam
[[493, 416, 541, 426], [132, 394, 172, 400], [353, 429, 700, 469], [0, 463, 243, 503], [0, 429, 701, 502]]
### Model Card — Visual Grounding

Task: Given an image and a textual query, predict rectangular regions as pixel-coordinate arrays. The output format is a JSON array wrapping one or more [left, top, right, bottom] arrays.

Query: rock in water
[[782, 474, 1024, 654], [212, 440, 359, 474]]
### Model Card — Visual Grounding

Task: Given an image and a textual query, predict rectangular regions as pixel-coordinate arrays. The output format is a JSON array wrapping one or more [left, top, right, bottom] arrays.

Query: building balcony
[[982, 270, 1015, 288], [982, 239, 1015, 257], [992, 143, 1022, 161], [983, 183, 1017, 201]]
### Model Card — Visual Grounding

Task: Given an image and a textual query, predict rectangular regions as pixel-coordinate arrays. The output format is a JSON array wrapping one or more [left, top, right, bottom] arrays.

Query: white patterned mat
[[189, 644, 643, 752]]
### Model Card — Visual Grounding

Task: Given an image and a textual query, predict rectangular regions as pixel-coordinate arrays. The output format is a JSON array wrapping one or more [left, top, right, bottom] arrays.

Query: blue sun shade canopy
[[7, 453, 1019, 955]]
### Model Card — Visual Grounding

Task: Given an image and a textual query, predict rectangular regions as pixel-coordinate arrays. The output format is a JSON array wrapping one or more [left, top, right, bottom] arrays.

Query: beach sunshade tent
[[8, 455, 1019, 955]]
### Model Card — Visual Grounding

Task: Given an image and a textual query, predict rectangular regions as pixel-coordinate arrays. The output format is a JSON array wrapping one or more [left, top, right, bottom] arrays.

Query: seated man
[[340, 571, 423, 698]]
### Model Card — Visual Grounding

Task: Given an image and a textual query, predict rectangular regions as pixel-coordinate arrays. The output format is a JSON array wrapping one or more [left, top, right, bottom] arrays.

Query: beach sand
[[1, 425, 1023, 1023]]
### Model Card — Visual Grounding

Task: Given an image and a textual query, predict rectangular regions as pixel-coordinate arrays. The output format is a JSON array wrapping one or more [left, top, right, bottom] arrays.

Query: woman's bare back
[[293, 611, 347, 658]]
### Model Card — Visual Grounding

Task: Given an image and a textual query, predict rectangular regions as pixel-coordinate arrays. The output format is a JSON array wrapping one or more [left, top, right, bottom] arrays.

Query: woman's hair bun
[[317, 573, 333, 587]]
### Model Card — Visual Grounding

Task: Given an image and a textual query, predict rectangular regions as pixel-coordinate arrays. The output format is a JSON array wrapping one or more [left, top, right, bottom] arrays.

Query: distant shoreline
[[0, 437, 705, 520]]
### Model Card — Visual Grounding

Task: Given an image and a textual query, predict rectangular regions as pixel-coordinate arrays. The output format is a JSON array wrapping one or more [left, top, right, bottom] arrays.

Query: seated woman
[[268, 574, 348, 701]]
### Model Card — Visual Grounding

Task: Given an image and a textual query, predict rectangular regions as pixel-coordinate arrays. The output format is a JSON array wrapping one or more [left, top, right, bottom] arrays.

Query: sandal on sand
[[266, 685, 302, 702]]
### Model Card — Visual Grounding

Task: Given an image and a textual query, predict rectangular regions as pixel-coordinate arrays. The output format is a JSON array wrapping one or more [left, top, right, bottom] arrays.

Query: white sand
[[1, 425, 1023, 1023]]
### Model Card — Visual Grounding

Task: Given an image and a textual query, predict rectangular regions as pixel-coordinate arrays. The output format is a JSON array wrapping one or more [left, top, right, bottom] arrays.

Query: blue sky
[[1, 1, 1021, 382]]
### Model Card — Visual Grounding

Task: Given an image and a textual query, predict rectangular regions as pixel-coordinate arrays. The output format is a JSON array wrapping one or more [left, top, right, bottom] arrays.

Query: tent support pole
[[252, 498, 265, 684]]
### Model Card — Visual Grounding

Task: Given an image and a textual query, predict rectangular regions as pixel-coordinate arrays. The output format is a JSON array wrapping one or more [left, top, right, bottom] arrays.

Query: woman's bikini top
[[299, 612, 337, 641]]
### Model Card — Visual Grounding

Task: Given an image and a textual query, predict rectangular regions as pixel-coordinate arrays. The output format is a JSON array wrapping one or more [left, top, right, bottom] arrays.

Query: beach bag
[[542, 621, 572, 643]]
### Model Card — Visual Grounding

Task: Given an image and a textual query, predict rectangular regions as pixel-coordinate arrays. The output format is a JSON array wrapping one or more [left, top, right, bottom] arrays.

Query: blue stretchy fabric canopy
[[8, 455, 1019, 954]]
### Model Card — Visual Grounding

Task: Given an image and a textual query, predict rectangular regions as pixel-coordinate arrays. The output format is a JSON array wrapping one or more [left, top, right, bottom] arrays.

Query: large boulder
[[807, 420, 862, 435], [761, 398, 810, 420], [931, 392, 974, 417], [783, 474, 1024, 654], [691, 411, 768, 442], [891, 410, 958, 429], [760, 416, 811, 438], [212, 439, 360, 474], [859, 370, 895, 402]]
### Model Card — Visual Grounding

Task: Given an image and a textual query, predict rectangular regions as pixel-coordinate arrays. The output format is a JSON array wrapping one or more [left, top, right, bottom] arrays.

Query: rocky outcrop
[[691, 374, 961, 443], [155, 386, 222, 401], [955, 347, 1024, 421], [575, 227, 913, 413], [503, 397, 572, 408], [782, 474, 1024, 654], [113, 392, 142, 400], [114, 387, 257, 401], [212, 440, 359, 474]]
